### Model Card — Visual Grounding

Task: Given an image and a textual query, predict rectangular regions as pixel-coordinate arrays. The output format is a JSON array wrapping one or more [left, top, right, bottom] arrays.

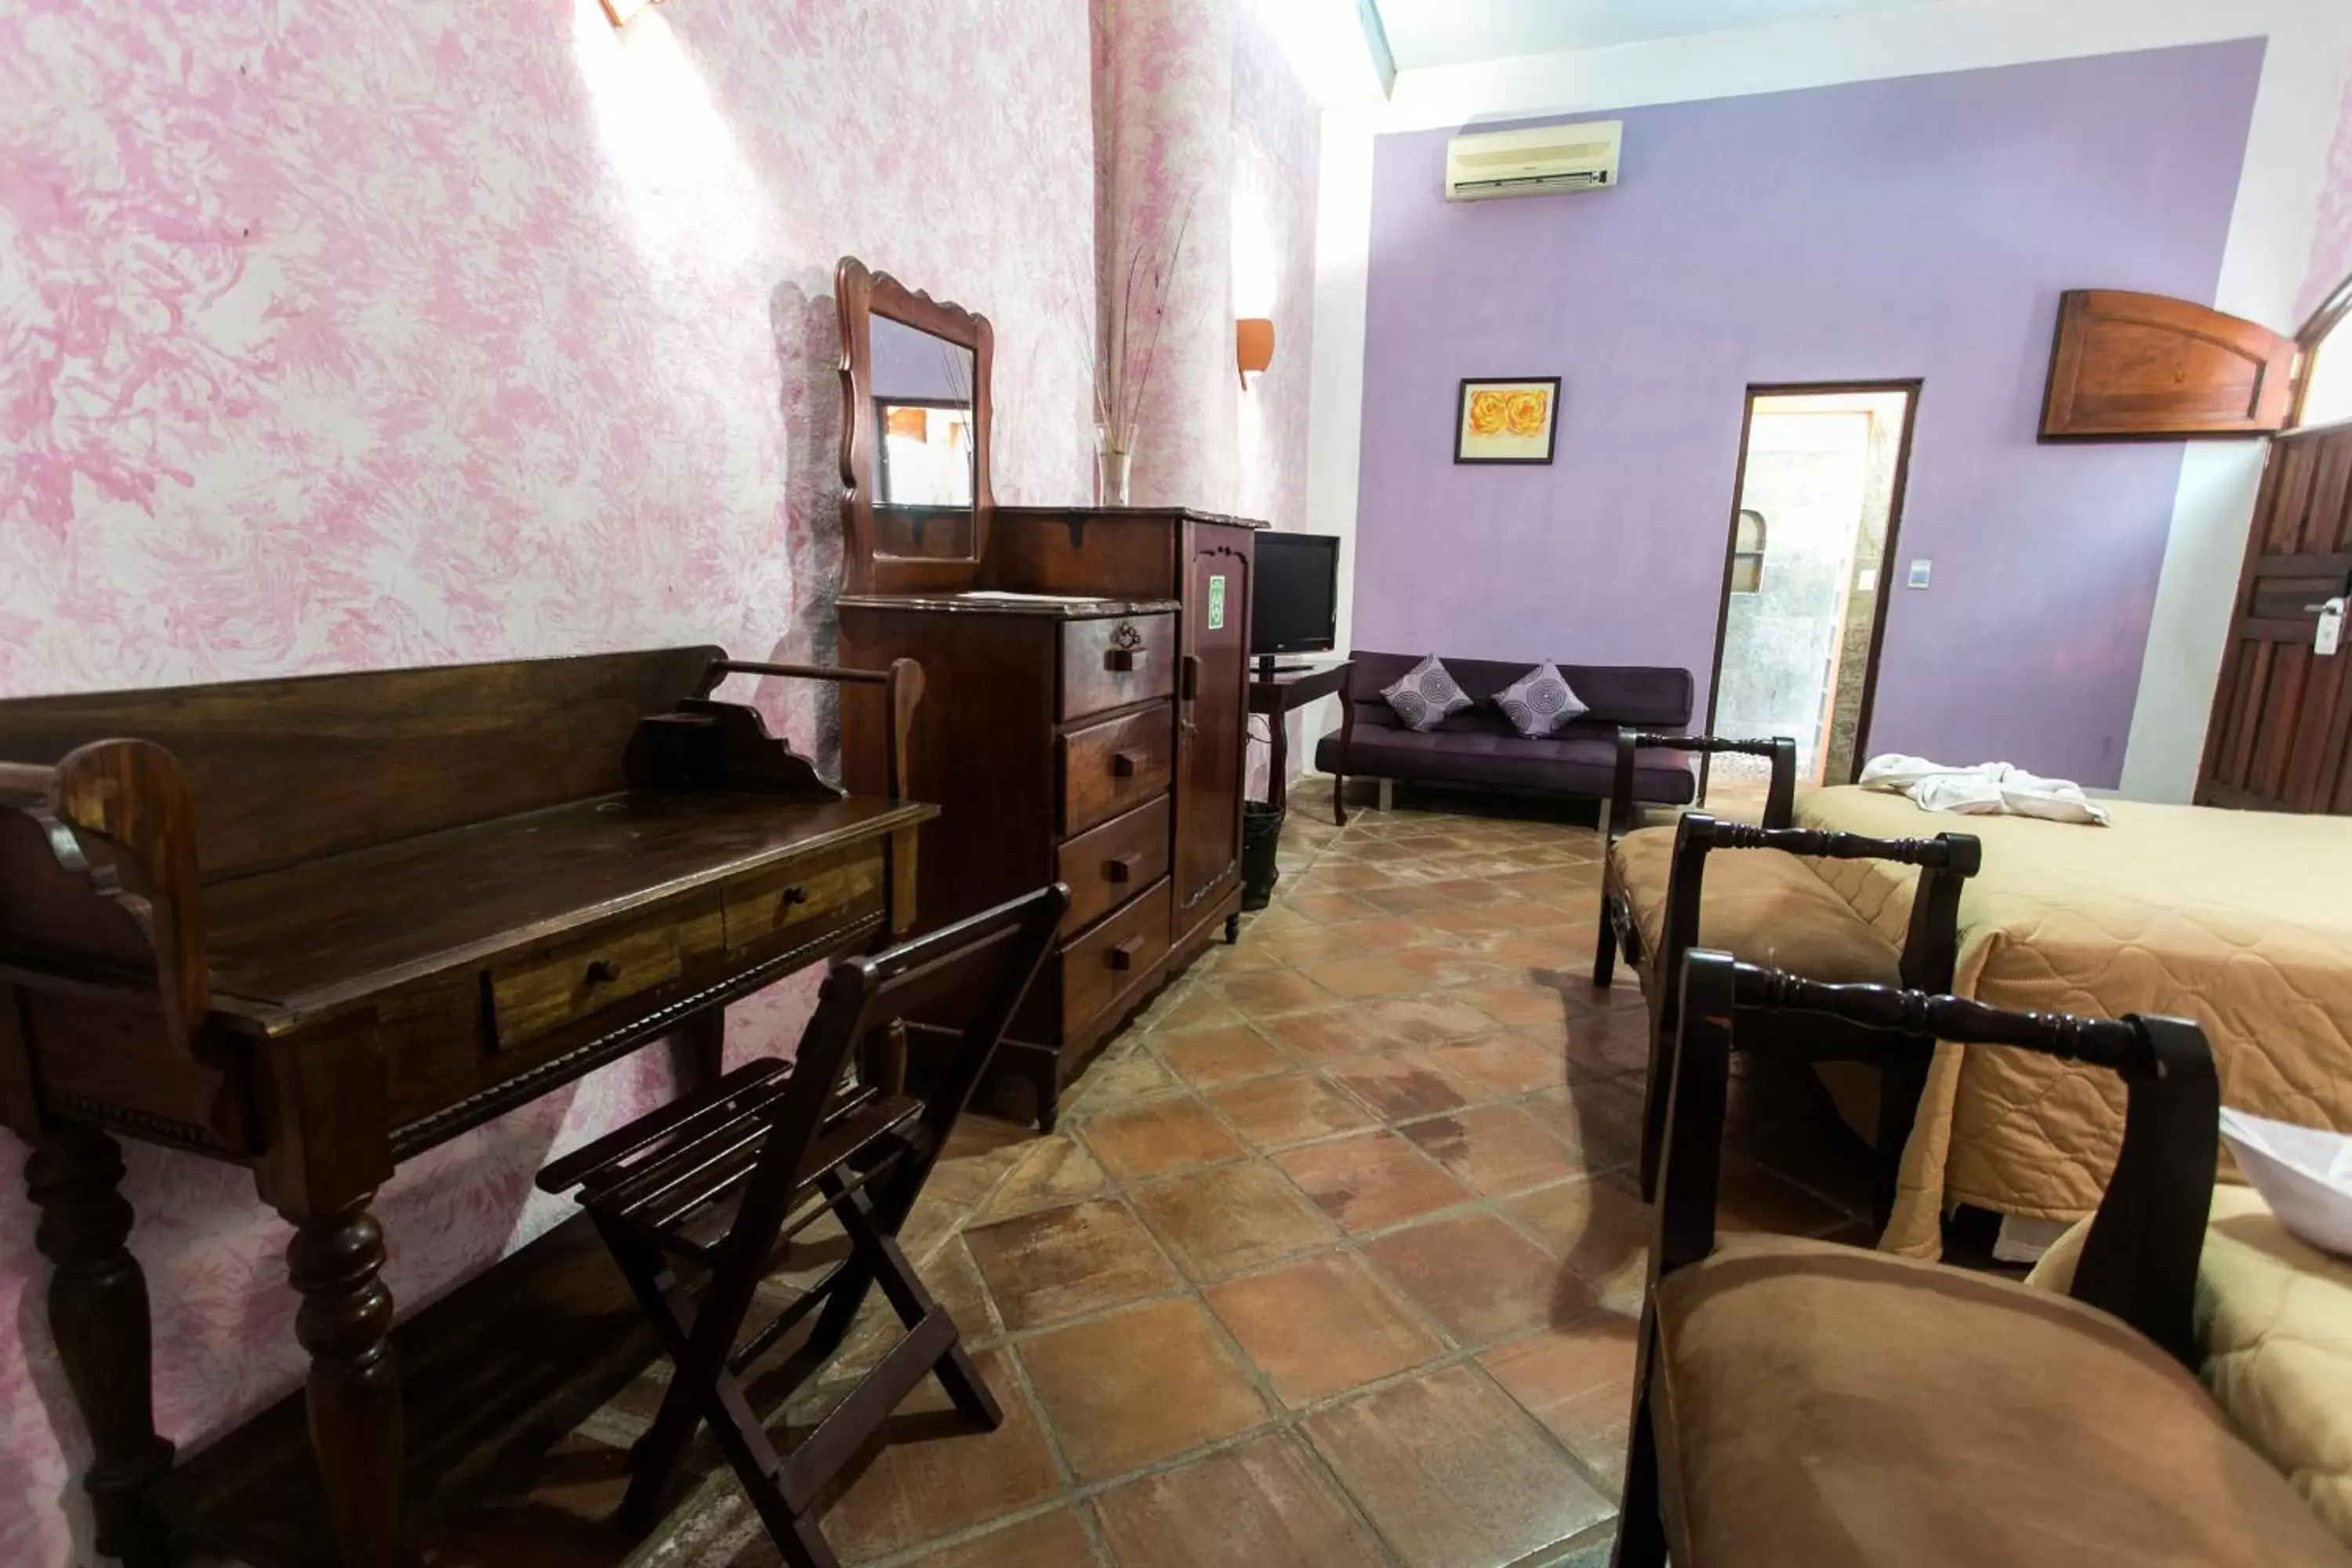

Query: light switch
[[1907, 560, 1932, 590], [1856, 567, 1878, 593]]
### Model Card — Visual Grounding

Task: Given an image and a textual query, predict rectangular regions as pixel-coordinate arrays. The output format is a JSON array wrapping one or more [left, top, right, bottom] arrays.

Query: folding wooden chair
[[536, 883, 1068, 1567]]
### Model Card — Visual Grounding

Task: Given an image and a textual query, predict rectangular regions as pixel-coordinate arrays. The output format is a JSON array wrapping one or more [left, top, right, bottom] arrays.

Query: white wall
[[1305, 0, 2352, 799]]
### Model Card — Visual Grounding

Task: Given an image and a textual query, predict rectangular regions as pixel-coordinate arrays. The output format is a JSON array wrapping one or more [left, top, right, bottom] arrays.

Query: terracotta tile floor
[[464, 779, 1878, 1568]]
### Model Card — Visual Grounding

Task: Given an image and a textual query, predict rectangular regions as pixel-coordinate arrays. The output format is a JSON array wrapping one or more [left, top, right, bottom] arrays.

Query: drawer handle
[[583, 959, 623, 988], [775, 885, 810, 913], [1111, 752, 1138, 778], [1105, 936, 1145, 972], [1105, 851, 1142, 884], [1105, 647, 1140, 673]]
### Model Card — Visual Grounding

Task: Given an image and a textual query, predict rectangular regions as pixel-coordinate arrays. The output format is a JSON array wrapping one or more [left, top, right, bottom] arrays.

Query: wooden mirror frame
[[837, 256, 996, 594]]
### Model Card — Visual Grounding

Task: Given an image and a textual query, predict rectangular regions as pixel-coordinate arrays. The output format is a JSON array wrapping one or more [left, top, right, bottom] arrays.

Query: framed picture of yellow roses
[[1454, 376, 1561, 464]]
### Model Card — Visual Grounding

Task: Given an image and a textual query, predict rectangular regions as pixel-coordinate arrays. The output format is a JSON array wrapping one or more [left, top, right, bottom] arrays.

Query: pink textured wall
[[1097, 0, 1242, 512], [2299, 47, 2352, 322], [0, 2, 1095, 1560], [1232, 2, 1321, 534]]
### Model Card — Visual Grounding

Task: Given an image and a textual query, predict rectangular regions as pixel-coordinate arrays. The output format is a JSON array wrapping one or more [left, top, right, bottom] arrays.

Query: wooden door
[[1174, 524, 1252, 942], [2198, 425, 2352, 811]]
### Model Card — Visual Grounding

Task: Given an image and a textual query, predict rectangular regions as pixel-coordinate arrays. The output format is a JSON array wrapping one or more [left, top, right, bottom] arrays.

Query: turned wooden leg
[[287, 1201, 404, 1568], [27, 1124, 174, 1568]]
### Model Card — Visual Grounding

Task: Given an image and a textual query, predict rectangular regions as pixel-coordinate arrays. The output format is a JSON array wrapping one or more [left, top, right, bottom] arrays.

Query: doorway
[[1703, 382, 1920, 812]]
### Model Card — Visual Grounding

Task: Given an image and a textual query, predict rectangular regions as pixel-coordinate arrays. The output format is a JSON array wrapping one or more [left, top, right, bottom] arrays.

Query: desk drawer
[[1059, 877, 1171, 1036], [1062, 613, 1176, 720], [1056, 796, 1171, 935], [1060, 704, 1172, 834], [722, 843, 887, 953], [490, 910, 695, 1049]]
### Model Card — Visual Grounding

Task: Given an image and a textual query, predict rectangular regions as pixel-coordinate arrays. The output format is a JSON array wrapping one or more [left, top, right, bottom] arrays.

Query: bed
[[1791, 786, 2352, 1258]]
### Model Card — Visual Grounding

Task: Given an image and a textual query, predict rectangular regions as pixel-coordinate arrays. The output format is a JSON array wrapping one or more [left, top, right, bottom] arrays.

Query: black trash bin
[[1240, 800, 1284, 911]]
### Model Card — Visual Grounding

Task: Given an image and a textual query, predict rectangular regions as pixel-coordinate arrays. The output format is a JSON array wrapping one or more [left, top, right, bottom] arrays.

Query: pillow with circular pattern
[[1379, 654, 1473, 733], [1494, 662, 1588, 739]]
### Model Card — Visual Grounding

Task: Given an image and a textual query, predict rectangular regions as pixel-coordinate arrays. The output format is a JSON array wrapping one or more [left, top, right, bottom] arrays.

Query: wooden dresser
[[832, 260, 1258, 1124]]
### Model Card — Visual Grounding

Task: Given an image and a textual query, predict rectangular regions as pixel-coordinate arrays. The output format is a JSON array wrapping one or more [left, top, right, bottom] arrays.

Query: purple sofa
[[1313, 652, 1697, 822]]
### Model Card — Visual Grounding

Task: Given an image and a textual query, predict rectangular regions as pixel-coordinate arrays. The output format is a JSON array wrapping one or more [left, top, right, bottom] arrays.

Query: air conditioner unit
[[1445, 121, 1622, 201]]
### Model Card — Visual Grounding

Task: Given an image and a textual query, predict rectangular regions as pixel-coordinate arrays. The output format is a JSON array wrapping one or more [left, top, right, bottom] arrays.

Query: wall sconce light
[[1236, 318, 1276, 387], [601, 0, 661, 26]]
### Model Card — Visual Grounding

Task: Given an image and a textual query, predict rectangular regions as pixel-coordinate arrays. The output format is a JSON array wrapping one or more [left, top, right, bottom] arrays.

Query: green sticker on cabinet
[[1207, 575, 1227, 630]]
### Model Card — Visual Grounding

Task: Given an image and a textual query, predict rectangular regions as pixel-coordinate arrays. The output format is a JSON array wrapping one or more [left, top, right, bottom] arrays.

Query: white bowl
[[2219, 1108, 2352, 1260]]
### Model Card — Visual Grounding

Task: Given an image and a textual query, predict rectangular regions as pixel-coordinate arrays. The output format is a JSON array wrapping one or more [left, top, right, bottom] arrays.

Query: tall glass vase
[[1095, 447, 1133, 507]]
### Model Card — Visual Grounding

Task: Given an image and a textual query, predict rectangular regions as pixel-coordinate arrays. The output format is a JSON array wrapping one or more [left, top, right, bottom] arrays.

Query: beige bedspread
[[2027, 1186, 2352, 1548], [1793, 786, 2352, 1258]]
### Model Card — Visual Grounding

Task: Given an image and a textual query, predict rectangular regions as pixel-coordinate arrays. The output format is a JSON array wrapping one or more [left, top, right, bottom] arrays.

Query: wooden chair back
[[1632, 812, 1984, 1225], [1656, 813, 1984, 997], [0, 648, 722, 880], [724, 882, 1068, 1256], [1608, 730, 1798, 840], [1665, 951, 2218, 1363]]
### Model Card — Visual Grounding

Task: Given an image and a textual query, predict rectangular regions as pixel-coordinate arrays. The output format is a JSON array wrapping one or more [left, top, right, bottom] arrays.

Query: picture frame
[[1454, 376, 1562, 465]]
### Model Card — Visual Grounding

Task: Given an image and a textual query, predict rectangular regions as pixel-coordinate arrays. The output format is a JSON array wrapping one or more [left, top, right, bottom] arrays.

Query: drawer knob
[[1111, 752, 1138, 778], [583, 959, 623, 988], [1105, 851, 1142, 884], [776, 885, 810, 912], [1105, 935, 1145, 972]]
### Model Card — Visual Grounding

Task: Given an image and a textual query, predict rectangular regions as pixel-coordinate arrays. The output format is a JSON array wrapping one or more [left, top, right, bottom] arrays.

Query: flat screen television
[[1251, 532, 1342, 666]]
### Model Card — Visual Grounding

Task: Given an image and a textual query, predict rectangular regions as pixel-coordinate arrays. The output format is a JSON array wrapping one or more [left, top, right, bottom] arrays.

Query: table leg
[[1268, 712, 1289, 813], [27, 1123, 174, 1568], [285, 1198, 404, 1568], [670, 1007, 727, 1096]]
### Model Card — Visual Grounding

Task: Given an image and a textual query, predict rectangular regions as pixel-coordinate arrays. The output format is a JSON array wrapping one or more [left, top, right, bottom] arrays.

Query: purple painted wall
[[1355, 42, 2264, 786]]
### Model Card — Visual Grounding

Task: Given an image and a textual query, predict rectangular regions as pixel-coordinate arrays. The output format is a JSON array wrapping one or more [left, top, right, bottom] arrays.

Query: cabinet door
[[1174, 526, 1252, 937]]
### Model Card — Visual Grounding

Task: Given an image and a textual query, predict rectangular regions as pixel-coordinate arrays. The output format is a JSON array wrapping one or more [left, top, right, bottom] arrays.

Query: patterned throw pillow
[[1381, 655, 1474, 733], [1494, 662, 1588, 739]]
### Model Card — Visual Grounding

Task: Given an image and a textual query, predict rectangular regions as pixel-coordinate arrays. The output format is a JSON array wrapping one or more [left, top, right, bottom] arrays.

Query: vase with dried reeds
[[1094, 199, 1194, 507]]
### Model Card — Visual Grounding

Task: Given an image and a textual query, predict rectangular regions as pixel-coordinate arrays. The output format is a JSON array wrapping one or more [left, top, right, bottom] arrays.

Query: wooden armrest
[[686, 658, 926, 805], [0, 739, 211, 1054]]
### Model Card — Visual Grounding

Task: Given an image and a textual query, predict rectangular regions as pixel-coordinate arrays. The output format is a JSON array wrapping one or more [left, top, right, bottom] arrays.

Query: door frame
[[1701, 379, 1924, 790], [2194, 269, 2352, 808]]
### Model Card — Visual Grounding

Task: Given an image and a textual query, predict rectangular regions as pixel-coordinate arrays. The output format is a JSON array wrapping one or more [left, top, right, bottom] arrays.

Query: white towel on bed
[[1857, 754, 2111, 826]]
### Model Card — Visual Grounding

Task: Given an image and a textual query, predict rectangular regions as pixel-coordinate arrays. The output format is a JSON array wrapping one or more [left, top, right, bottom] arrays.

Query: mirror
[[870, 315, 975, 508], [837, 256, 996, 593]]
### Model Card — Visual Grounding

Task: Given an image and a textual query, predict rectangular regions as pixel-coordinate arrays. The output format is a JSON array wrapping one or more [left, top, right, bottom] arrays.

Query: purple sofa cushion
[[1312, 725, 1697, 804]]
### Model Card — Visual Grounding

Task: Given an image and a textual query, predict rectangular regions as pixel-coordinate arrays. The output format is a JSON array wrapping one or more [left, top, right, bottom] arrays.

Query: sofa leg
[[1333, 775, 1348, 827], [1377, 779, 1393, 813]]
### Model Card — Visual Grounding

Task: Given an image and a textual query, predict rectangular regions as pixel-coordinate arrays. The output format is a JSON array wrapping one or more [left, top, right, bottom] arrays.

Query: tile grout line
[[800, 793, 1864, 1567]]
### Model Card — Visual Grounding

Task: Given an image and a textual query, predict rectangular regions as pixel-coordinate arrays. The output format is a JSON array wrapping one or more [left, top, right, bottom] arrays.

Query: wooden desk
[[0, 648, 933, 1568], [1247, 659, 1352, 813]]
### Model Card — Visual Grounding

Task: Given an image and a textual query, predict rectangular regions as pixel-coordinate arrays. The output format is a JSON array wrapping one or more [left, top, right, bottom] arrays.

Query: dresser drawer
[[1061, 613, 1176, 720], [1058, 877, 1171, 1036], [722, 843, 887, 953], [1060, 704, 1173, 834], [1056, 796, 1171, 935], [488, 899, 717, 1050]]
